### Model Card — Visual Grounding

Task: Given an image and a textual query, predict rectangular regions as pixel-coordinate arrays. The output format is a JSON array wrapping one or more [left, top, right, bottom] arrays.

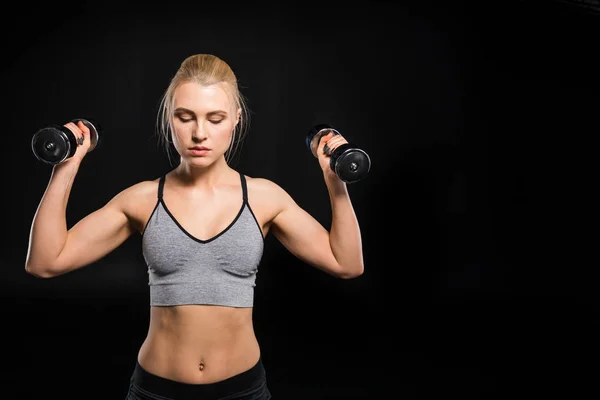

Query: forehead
[[173, 82, 233, 112]]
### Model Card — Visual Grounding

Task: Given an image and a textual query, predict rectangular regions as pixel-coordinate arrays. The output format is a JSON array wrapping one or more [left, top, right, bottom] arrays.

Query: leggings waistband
[[131, 358, 266, 398]]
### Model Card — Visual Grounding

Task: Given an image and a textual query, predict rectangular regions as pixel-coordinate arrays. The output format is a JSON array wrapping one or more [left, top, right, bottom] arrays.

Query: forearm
[[26, 161, 81, 274], [325, 173, 364, 278]]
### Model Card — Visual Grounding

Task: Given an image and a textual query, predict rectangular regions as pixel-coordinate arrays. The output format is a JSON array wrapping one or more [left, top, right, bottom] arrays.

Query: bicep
[[271, 196, 341, 277], [53, 197, 134, 275]]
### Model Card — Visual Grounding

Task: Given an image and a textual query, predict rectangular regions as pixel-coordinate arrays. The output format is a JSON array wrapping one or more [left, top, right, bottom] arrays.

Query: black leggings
[[125, 358, 272, 400]]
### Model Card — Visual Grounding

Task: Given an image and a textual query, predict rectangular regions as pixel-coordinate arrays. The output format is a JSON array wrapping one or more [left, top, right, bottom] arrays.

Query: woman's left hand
[[316, 130, 349, 179]]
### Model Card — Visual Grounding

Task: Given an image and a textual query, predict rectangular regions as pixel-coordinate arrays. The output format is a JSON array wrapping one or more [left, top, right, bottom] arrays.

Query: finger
[[63, 121, 89, 147], [323, 140, 340, 156], [64, 122, 82, 136], [76, 121, 91, 144], [323, 136, 347, 155], [326, 136, 347, 147], [318, 131, 335, 151], [77, 120, 90, 136]]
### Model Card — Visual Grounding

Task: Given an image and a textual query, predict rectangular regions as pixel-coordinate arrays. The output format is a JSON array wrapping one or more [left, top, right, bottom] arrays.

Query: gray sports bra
[[141, 172, 265, 307]]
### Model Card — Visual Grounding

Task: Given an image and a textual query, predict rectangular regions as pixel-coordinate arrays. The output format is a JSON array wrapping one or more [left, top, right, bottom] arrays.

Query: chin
[[185, 156, 216, 167], [187, 157, 212, 165]]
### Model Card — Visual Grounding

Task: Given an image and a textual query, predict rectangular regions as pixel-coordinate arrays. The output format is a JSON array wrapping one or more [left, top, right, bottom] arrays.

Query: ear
[[235, 108, 241, 126]]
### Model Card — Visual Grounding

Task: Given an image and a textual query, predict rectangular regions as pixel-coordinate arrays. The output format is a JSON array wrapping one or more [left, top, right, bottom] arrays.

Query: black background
[[2, 0, 599, 398]]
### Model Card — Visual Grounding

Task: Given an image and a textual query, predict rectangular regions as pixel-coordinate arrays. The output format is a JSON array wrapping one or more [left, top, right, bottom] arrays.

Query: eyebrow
[[174, 107, 228, 117]]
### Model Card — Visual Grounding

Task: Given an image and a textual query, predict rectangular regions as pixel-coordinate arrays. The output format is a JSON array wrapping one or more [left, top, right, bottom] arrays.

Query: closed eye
[[176, 114, 194, 123]]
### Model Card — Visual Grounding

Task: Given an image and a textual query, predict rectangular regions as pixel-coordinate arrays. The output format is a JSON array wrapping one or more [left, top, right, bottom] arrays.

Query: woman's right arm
[[25, 122, 135, 278]]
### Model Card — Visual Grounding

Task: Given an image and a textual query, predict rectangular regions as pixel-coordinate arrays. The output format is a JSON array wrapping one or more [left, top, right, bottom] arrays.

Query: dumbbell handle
[[306, 125, 341, 159]]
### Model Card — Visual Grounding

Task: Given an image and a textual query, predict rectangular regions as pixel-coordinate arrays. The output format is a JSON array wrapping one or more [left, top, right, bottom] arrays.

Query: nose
[[192, 122, 207, 141]]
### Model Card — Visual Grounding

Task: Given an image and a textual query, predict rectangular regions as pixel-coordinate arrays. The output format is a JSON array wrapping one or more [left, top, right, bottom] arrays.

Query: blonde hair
[[155, 54, 250, 167]]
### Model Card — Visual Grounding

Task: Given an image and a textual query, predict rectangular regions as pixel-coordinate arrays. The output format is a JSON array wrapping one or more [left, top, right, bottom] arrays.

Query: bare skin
[[127, 170, 280, 384], [25, 82, 364, 385]]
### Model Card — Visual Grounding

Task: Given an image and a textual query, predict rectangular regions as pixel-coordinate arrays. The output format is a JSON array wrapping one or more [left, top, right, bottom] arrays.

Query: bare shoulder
[[243, 175, 293, 204], [242, 175, 296, 223], [104, 178, 159, 228], [109, 178, 160, 206]]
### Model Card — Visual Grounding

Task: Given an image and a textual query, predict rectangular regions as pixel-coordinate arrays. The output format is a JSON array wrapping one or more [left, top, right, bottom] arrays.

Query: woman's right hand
[[62, 120, 92, 164]]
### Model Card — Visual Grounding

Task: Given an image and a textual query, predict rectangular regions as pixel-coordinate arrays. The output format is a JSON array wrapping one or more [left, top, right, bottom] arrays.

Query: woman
[[25, 53, 364, 399]]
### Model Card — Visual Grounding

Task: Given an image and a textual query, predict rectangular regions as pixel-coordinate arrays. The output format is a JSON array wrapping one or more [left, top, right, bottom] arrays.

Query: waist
[[138, 305, 260, 384]]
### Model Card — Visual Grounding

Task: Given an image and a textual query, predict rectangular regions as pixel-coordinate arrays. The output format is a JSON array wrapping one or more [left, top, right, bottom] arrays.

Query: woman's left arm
[[269, 130, 364, 279]]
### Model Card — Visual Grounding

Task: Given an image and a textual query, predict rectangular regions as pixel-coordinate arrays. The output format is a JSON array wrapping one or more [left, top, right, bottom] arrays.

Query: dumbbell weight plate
[[330, 144, 371, 183], [31, 118, 101, 164], [31, 124, 77, 164]]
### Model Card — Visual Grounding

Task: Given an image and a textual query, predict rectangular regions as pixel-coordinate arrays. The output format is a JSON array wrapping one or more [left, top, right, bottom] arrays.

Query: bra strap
[[158, 175, 165, 200], [239, 172, 248, 203]]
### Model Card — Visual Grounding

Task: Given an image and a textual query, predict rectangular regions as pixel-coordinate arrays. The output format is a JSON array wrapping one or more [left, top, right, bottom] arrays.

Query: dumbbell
[[31, 118, 101, 164], [306, 124, 371, 183]]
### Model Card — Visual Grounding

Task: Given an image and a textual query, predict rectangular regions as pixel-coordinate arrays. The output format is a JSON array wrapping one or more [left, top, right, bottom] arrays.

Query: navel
[[198, 360, 205, 371]]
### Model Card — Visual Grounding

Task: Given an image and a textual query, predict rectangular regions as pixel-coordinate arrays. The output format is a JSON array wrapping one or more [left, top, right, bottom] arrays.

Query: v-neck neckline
[[159, 172, 247, 244]]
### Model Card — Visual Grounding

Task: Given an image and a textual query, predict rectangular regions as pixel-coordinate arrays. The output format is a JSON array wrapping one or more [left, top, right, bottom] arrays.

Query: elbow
[[340, 271, 364, 279], [25, 262, 59, 279], [337, 265, 364, 279]]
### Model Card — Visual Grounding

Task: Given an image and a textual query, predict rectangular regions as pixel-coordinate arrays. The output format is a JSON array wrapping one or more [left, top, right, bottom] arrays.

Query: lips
[[188, 147, 211, 157]]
